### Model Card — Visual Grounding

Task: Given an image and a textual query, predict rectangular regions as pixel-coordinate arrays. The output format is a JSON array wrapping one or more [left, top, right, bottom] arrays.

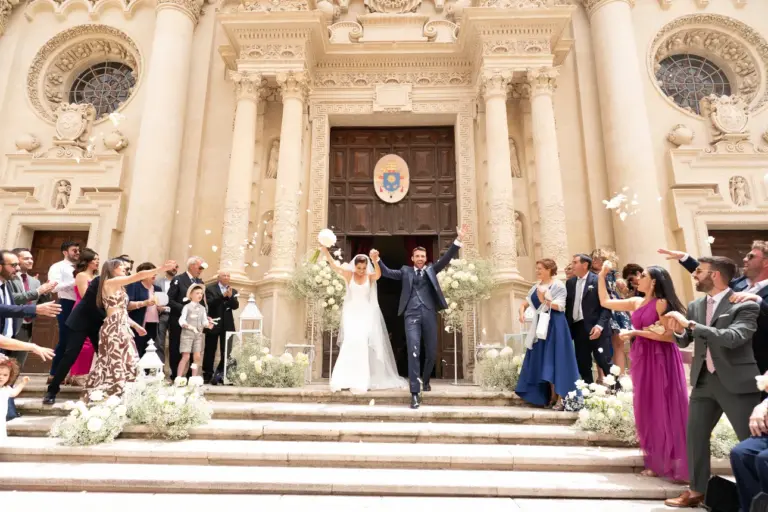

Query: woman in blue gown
[[515, 259, 580, 410]]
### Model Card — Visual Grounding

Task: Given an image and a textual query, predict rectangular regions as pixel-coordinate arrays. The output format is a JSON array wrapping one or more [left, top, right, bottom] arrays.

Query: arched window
[[656, 54, 731, 115], [69, 62, 136, 119]]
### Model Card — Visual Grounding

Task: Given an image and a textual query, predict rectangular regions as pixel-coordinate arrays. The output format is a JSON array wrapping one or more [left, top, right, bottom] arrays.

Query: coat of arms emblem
[[373, 154, 410, 204]]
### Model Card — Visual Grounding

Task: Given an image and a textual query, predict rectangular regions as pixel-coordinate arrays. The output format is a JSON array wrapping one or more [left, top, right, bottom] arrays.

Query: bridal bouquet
[[436, 257, 494, 330], [123, 377, 212, 441], [227, 333, 309, 388], [477, 346, 525, 392], [573, 370, 638, 445], [50, 390, 127, 446], [290, 256, 346, 332]]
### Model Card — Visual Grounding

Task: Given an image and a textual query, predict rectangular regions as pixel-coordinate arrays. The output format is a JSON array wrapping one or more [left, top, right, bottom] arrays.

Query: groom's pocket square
[[718, 314, 730, 318]]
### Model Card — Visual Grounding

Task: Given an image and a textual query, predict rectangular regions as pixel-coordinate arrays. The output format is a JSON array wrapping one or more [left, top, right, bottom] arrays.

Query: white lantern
[[240, 293, 263, 335], [137, 339, 165, 381]]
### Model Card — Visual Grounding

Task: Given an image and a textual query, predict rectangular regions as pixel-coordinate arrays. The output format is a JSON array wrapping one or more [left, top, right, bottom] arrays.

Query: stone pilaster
[[582, 0, 669, 265], [480, 69, 521, 283], [268, 71, 309, 278], [121, 0, 203, 262], [220, 71, 262, 279], [524, 67, 569, 274]]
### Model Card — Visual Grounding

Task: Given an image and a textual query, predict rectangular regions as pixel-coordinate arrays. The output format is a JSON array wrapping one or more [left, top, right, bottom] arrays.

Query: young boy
[[176, 284, 213, 383]]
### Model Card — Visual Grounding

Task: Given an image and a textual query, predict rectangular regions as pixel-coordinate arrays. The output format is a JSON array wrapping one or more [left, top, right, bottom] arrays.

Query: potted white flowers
[[50, 390, 128, 446], [227, 334, 310, 388], [477, 346, 525, 391]]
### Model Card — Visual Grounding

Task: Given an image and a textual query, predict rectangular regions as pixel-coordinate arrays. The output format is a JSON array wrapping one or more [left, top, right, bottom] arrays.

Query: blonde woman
[[591, 248, 632, 376]]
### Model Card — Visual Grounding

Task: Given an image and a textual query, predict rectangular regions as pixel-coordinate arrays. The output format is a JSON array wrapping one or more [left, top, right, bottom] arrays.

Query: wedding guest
[[88, 259, 174, 397], [154, 262, 177, 363], [126, 262, 162, 359], [203, 271, 239, 384], [591, 248, 632, 376], [620, 263, 644, 298], [598, 262, 689, 481], [565, 254, 613, 384], [66, 248, 100, 386], [0, 356, 30, 439], [47, 241, 80, 380], [516, 259, 579, 410], [177, 284, 212, 381], [664, 256, 761, 508], [5, 248, 56, 371], [564, 263, 574, 281], [167, 257, 205, 380], [730, 395, 768, 512]]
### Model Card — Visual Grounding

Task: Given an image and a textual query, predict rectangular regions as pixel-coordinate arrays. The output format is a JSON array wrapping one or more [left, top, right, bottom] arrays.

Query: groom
[[374, 226, 465, 409]]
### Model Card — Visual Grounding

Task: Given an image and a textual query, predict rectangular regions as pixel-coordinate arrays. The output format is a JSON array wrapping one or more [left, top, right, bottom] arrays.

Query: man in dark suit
[[377, 226, 465, 409], [203, 270, 240, 384], [566, 253, 613, 384], [167, 256, 206, 380], [660, 242, 768, 373], [664, 256, 761, 508], [126, 262, 163, 360]]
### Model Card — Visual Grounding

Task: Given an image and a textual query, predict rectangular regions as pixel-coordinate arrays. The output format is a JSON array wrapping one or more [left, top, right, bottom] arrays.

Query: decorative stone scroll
[[156, 0, 205, 23], [365, 0, 421, 13], [0, 0, 20, 37], [53, 103, 96, 148], [240, 0, 309, 12]]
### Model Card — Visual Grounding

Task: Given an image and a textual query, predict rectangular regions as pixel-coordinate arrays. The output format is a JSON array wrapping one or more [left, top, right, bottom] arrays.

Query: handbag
[[535, 307, 550, 340]]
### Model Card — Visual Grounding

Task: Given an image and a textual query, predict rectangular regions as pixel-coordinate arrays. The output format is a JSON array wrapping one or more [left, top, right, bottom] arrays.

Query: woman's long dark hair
[[74, 248, 99, 277], [646, 265, 686, 314], [96, 259, 126, 310]]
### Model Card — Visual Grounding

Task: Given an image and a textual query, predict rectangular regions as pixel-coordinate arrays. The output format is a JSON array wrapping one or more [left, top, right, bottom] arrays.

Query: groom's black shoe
[[42, 393, 56, 406], [410, 393, 420, 409], [423, 382, 431, 392]]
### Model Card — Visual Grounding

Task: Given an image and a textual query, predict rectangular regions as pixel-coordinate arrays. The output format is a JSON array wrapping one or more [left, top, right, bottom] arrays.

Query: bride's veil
[[338, 254, 405, 389]]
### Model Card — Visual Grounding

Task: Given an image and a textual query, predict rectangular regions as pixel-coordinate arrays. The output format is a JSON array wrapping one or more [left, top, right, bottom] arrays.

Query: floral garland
[[50, 390, 127, 446], [227, 333, 309, 388], [477, 347, 524, 391], [290, 256, 346, 332], [436, 257, 494, 330]]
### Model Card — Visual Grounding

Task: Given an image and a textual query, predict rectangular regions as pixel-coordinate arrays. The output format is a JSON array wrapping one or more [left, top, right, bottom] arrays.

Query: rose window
[[656, 54, 731, 115], [68, 62, 136, 119]]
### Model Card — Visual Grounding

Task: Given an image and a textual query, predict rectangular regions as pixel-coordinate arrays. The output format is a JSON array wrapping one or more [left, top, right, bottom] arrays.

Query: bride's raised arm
[[321, 246, 351, 281], [369, 251, 382, 282]]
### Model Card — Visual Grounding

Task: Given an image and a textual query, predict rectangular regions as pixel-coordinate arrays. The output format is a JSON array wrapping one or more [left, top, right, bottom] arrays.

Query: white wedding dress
[[330, 256, 407, 394]]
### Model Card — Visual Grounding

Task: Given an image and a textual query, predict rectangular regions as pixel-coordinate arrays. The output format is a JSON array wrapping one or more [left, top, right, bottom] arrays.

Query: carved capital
[[276, 71, 309, 103], [524, 67, 558, 96], [230, 71, 263, 102], [580, 0, 634, 16], [156, 0, 205, 24], [480, 70, 513, 101], [0, 0, 20, 37]]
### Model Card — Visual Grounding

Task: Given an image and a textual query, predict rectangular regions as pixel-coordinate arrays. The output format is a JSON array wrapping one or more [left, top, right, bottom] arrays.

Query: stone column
[[582, 0, 668, 264], [268, 71, 309, 279], [219, 71, 262, 279], [121, 0, 203, 263], [480, 69, 521, 282], [525, 67, 569, 273]]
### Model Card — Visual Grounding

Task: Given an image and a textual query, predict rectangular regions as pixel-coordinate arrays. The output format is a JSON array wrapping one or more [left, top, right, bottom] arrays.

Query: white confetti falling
[[306, 209, 311, 213], [333, 249, 342, 258], [188, 244, 193, 248], [108, 112, 125, 126], [204, 229, 211, 235], [707, 236, 715, 245], [212, 245, 218, 252], [252, 262, 259, 267], [368, 399, 375, 406], [657, 196, 662, 202], [598, 348, 604, 353], [413, 352, 418, 358], [176, 210, 180, 215], [482, 328, 487, 335]]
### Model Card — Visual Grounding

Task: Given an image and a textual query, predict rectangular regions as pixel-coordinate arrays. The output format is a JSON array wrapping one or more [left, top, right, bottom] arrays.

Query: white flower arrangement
[[290, 255, 346, 332], [711, 415, 739, 459], [123, 378, 212, 441], [436, 258, 494, 331], [227, 333, 310, 388], [477, 347, 524, 392], [49, 391, 127, 446], [573, 377, 638, 445]]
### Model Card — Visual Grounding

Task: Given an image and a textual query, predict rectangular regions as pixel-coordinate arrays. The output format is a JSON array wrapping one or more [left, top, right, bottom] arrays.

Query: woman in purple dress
[[597, 262, 689, 481]]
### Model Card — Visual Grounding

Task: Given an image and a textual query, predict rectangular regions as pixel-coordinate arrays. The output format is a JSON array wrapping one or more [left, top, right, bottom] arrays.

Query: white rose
[[334, 284, 343, 292], [603, 375, 616, 387], [460, 259, 467, 265], [321, 301, 328, 308], [485, 349, 499, 359], [249, 355, 258, 363], [312, 264, 321, 272], [322, 280, 330, 286], [596, 412, 606, 422], [607, 409, 617, 419], [261, 347, 270, 355], [609, 365, 621, 377], [189, 376, 204, 387], [332, 304, 339, 311], [314, 276, 322, 284], [618, 376, 633, 391], [265, 354, 273, 361], [86, 417, 104, 433], [280, 353, 294, 365], [105, 395, 121, 407], [318, 228, 337, 248], [115, 405, 127, 417], [239, 372, 247, 382], [757, 375, 768, 392], [460, 273, 469, 281], [468, 263, 476, 270], [89, 390, 105, 402], [328, 298, 335, 305], [500, 346, 514, 357], [326, 286, 334, 294], [575, 379, 586, 390], [511, 355, 522, 366], [444, 277, 452, 286], [581, 389, 591, 397], [64, 401, 77, 410], [470, 275, 478, 283], [451, 281, 459, 289], [578, 409, 590, 422], [567, 391, 576, 399], [447, 268, 455, 275], [450, 302, 458, 309]]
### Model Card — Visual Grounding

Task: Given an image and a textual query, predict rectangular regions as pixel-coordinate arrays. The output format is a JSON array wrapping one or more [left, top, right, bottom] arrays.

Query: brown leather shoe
[[664, 491, 705, 508]]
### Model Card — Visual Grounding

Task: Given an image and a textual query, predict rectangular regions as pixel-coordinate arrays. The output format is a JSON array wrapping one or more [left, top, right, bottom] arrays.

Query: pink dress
[[630, 299, 689, 481], [70, 281, 95, 376]]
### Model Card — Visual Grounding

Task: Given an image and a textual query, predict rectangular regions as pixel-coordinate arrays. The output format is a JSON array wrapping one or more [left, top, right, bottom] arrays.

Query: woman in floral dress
[[87, 258, 175, 397]]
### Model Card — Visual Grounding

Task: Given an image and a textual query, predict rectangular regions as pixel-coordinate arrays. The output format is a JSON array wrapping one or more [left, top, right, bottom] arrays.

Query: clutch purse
[[645, 321, 666, 335]]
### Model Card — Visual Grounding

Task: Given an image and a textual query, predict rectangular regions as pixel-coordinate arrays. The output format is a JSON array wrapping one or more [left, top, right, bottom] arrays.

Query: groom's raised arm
[[433, 240, 461, 274], [378, 259, 403, 281]]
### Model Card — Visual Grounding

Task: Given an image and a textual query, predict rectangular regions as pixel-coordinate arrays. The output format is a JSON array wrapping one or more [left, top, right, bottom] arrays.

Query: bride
[[320, 247, 407, 393]]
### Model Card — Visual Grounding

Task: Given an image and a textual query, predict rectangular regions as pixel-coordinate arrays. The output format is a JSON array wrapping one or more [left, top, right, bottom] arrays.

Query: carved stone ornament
[[230, 70, 263, 101], [156, 0, 205, 23], [699, 95, 751, 154], [53, 103, 96, 148], [241, 44, 307, 61], [1, 0, 21, 38], [266, 139, 279, 179], [53, 179, 72, 210], [514, 211, 527, 257], [650, 14, 768, 113], [313, 69, 471, 88], [480, 69, 513, 100], [103, 130, 128, 152], [364, 0, 421, 13], [15, 133, 41, 153], [276, 71, 309, 102], [27, 25, 142, 123], [579, 0, 633, 15], [729, 175, 751, 207], [241, 0, 309, 12], [481, 0, 577, 7], [525, 67, 558, 96], [482, 39, 551, 56], [667, 124, 695, 146], [509, 138, 522, 178]]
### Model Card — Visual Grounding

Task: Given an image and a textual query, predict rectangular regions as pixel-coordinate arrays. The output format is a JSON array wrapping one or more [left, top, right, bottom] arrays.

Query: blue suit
[[379, 241, 460, 393]]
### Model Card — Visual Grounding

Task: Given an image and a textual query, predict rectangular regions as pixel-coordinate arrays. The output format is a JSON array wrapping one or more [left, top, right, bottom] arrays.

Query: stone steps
[[0, 462, 688, 498], [0, 437, 731, 475], [7, 416, 628, 446], [16, 399, 574, 425]]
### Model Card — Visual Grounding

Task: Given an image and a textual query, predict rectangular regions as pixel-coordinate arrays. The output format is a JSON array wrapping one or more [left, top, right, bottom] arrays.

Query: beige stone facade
[[1, 0, 767, 378]]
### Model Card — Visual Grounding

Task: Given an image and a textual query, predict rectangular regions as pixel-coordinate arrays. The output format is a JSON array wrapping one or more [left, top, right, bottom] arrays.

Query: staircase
[[1, 379, 727, 508]]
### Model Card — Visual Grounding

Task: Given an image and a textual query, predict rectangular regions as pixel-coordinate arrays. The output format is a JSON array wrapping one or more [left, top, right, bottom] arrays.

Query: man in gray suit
[[6, 248, 56, 370], [664, 256, 761, 508], [153, 262, 178, 364]]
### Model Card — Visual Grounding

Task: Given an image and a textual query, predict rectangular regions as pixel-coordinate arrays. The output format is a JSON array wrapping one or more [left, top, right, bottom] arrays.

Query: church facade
[[1, 0, 767, 379]]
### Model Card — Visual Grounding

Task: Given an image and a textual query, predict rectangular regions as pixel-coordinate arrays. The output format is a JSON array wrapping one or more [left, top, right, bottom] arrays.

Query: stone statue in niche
[[260, 211, 275, 256], [54, 180, 72, 210], [514, 211, 527, 257], [509, 138, 522, 178], [729, 176, 751, 207], [266, 139, 280, 179]]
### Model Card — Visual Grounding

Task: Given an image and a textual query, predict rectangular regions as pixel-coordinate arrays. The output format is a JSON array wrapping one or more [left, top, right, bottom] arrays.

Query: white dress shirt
[[0, 278, 14, 337], [747, 279, 767, 304], [48, 259, 76, 301], [572, 276, 587, 323]]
